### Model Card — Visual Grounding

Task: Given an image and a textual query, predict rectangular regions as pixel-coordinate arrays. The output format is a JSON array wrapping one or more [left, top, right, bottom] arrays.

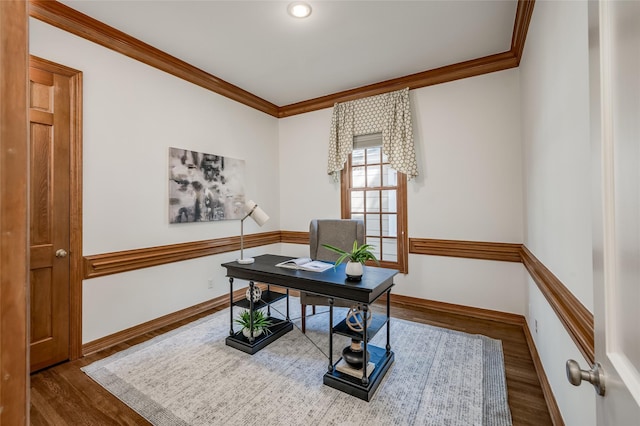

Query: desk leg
[[266, 284, 271, 316], [229, 277, 234, 336], [328, 298, 334, 373], [362, 304, 369, 386], [248, 281, 255, 343], [386, 288, 391, 353], [286, 288, 290, 320]]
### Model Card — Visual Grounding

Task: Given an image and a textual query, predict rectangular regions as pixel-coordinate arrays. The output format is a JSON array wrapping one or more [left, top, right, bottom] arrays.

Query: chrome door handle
[[55, 249, 68, 258], [566, 359, 606, 396]]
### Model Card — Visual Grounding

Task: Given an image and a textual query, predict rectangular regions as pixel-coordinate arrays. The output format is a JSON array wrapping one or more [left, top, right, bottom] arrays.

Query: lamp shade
[[237, 199, 269, 264], [245, 200, 269, 226]]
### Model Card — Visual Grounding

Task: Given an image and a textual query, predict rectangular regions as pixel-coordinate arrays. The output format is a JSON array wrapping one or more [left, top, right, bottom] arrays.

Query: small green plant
[[234, 309, 272, 334], [322, 240, 379, 267]]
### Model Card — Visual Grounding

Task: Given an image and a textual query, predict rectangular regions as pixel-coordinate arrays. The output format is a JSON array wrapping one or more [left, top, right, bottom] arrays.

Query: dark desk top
[[221, 254, 397, 304]]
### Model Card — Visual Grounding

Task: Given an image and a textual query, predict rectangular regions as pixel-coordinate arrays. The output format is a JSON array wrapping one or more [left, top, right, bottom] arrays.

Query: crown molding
[[278, 0, 534, 117], [277, 51, 519, 117], [29, 0, 280, 117], [511, 0, 536, 64], [30, 0, 535, 118]]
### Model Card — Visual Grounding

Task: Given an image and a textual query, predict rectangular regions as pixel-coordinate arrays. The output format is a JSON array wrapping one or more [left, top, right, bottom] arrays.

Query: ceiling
[[57, 0, 518, 107]]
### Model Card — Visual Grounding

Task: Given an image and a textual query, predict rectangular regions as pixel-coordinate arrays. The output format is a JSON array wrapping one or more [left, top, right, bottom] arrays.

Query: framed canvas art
[[169, 147, 245, 223]]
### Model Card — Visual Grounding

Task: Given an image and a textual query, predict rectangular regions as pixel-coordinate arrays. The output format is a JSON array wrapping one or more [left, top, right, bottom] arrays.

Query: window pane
[[344, 146, 405, 273], [366, 147, 381, 164], [366, 237, 381, 259], [366, 165, 381, 187], [382, 214, 397, 237], [366, 214, 380, 235], [351, 191, 364, 213], [382, 165, 397, 186], [382, 238, 397, 261], [352, 166, 365, 188], [351, 213, 364, 223], [352, 148, 365, 166], [365, 191, 380, 212], [381, 190, 397, 213]]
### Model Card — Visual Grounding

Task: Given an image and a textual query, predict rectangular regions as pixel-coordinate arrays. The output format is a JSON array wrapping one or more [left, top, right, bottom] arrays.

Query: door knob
[[566, 359, 606, 396], [55, 249, 68, 258]]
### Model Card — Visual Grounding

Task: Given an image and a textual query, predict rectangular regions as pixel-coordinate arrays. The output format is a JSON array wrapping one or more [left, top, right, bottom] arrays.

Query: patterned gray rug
[[82, 298, 512, 426]]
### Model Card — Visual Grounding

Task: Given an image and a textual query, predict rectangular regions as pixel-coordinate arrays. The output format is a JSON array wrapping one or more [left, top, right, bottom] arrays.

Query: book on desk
[[275, 257, 333, 272]]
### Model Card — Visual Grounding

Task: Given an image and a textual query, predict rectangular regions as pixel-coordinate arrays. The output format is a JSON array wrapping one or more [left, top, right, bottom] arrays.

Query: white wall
[[519, 1, 596, 425], [28, 6, 600, 422], [30, 19, 280, 343], [279, 69, 527, 315], [278, 107, 340, 230]]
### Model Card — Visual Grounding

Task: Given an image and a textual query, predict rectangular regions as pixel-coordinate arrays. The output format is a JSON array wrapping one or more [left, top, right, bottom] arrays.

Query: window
[[341, 134, 408, 273]]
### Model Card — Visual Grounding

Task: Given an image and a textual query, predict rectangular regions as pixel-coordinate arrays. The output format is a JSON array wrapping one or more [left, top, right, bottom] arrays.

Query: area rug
[[82, 298, 512, 426]]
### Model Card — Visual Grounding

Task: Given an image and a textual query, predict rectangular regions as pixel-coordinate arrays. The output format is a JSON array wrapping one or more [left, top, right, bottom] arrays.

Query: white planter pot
[[242, 328, 263, 338], [345, 261, 363, 281]]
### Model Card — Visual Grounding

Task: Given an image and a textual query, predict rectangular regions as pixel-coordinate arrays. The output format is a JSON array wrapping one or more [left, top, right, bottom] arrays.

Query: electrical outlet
[[208, 279, 214, 289]]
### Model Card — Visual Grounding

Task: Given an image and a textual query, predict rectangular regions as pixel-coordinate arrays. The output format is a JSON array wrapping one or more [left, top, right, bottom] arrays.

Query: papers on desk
[[275, 257, 333, 272]]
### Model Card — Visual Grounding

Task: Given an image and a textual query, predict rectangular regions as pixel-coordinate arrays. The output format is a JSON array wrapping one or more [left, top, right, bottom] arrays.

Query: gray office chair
[[300, 219, 365, 333]]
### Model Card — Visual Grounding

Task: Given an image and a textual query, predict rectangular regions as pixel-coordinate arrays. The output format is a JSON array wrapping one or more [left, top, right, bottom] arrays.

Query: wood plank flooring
[[30, 301, 554, 425]]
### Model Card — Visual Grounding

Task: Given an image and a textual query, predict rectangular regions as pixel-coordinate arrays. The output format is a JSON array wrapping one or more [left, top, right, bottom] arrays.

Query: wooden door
[[29, 61, 72, 372], [588, 0, 640, 423]]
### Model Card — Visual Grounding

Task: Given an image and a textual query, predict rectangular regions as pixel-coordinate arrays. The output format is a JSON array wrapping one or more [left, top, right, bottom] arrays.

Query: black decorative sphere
[[342, 339, 370, 368]]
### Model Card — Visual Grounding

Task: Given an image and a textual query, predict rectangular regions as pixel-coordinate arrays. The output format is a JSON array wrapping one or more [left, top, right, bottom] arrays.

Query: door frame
[[30, 55, 83, 361], [1, 1, 29, 422]]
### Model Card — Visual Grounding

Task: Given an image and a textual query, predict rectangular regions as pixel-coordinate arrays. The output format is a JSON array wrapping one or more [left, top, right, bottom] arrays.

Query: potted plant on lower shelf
[[322, 240, 379, 281], [235, 309, 272, 338]]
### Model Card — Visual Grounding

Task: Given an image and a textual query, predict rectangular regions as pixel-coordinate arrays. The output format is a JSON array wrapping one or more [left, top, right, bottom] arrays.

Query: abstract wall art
[[168, 147, 245, 223]]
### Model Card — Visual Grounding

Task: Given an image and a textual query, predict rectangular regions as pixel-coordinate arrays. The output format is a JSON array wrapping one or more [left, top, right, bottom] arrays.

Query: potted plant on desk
[[322, 240, 379, 281], [235, 309, 272, 338]]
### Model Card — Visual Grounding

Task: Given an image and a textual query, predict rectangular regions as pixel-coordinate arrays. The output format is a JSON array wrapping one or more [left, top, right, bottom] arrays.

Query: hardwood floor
[[30, 301, 553, 425]]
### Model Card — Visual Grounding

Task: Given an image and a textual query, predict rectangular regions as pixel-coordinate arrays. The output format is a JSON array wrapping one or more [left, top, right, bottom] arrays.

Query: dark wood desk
[[221, 254, 398, 401]]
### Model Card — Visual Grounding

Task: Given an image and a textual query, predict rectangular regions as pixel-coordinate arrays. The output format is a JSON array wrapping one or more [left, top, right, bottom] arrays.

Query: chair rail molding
[[520, 246, 594, 365], [82, 230, 594, 403], [409, 238, 522, 263], [83, 231, 281, 279]]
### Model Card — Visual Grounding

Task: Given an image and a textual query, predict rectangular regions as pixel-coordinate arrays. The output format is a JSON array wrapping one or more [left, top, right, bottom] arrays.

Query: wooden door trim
[[1, 0, 29, 422], [30, 55, 84, 361]]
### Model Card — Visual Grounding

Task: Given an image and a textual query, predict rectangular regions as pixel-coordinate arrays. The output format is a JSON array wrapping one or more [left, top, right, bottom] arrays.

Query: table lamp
[[237, 199, 269, 264]]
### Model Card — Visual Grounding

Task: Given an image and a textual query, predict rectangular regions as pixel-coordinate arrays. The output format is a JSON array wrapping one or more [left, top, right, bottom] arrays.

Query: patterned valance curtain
[[327, 87, 418, 181]]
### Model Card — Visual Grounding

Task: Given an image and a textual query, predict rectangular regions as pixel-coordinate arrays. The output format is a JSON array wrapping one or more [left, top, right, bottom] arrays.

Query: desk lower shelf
[[225, 318, 293, 355], [323, 345, 394, 401]]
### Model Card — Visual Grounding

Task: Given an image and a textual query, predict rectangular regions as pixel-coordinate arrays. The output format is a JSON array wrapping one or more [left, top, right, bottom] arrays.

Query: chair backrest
[[309, 219, 365, 263]]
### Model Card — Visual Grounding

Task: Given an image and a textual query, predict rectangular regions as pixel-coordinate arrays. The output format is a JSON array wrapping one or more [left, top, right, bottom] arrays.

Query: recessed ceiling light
[[287, 2, 312, 19]]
